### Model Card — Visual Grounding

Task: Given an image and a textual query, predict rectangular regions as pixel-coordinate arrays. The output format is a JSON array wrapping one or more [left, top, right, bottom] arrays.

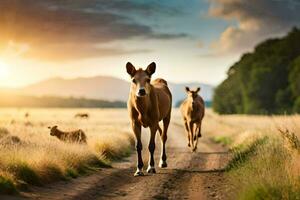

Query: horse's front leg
[[184, 120, 191, 147], [147, 125, 157, 173], [188, 121, 195, 151], [132, 121, 144, 176]]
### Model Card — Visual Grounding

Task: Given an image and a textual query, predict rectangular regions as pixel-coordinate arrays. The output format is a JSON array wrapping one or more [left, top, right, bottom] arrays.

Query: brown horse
[[180, 87, 205, 152], [126, 62, 172, 176]]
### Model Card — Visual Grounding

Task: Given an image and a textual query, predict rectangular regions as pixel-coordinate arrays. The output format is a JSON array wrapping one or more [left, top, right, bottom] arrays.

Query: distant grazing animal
[[48, 126, 87, 144], [75, 113, 89, 119], [180, 87, 205, 152], [25, 112, 30, 118], [126, 62, 172, 176], [0, 135, 21, 146], [24, 121, 33, 127]]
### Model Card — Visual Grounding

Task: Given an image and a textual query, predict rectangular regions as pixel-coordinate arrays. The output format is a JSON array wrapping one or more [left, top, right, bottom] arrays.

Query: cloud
[[209, 0, 300, 53], [0, 0, 187, 61], [23, 44, 152, 62]]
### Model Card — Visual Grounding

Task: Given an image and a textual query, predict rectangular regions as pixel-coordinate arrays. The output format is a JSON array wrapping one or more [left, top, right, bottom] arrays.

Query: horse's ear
[[195, 87, 201, 93], [185, 87, 190, 93], [53, 125, 58, 129], [48, 126, 51, 129], [146, 62, 156, 76], [126, 62, 136, 77]]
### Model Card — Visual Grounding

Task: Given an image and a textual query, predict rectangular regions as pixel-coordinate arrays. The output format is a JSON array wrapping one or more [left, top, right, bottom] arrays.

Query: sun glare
[[0, 60, 10, 80]]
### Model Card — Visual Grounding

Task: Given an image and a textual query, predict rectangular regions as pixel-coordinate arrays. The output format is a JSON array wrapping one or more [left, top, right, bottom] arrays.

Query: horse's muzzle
[[137, 88, 146, 97]]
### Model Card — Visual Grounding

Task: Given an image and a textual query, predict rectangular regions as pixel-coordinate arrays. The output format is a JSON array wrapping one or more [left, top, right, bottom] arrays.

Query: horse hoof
[[147, 166, 156, 174], [134, 170, 144, 177], [188, 143, 191, 147], [193, 136, 197, 141], [159, 160, 168, 168], [192, 147, 197, 152], [198, 133, 202, 138]]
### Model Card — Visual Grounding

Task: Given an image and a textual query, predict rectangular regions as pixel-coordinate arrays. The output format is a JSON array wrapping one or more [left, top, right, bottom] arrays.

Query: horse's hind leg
[[197, 121, 202, 138], [159, 113, 170, 168], [193, 125, 200, 152], [158, 125, 163, 136]]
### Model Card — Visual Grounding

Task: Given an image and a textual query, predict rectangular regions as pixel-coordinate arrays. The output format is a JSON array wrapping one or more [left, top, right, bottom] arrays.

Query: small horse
[[180, 87, 205, 152], [126, 62, 172, 176]]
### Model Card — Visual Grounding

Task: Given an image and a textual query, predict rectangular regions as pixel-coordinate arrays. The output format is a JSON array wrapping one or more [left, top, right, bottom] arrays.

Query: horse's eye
[[146, 78, 151, 83], [132, 79, 136, 84]]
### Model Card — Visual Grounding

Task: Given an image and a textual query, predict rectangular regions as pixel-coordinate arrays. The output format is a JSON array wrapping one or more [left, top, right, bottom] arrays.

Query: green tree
[[213, 27, 300, 114]]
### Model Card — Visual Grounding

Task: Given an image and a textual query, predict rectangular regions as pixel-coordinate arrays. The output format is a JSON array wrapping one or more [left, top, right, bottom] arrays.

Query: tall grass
[[203, 109, 300, 199], [227, 136, 300, 200], [226, 136, 269, 171], [0, 108, 133, 194]]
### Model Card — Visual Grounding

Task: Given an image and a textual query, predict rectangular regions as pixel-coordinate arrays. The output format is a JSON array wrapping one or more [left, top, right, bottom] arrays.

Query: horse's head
[[48, 125, 58, 136], [126, 62, 156, 98], [185, 87, 201, 102]]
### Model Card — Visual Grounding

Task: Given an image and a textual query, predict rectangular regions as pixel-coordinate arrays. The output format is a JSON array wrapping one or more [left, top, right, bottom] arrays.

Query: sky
[[0, 0, 299, 88]]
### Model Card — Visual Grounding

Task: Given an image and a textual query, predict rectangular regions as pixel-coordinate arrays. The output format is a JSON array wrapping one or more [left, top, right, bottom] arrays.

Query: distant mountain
[[169, 82, 214, 105], [18, 76, 214, 105], [19, 76, 130, 102]]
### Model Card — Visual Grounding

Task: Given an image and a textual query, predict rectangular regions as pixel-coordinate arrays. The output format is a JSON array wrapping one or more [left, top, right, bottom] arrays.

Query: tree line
[[213, 28, 300, 114]]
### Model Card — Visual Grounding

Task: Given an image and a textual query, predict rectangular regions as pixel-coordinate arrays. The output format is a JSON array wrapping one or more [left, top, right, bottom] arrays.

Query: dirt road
[[4, 122, 230, 200]]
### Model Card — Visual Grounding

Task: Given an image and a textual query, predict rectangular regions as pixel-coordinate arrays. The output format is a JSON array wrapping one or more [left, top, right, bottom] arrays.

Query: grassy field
[[0, 108, 134, 194], [203, 110, 300, 199], [1, 108, 300, 199]]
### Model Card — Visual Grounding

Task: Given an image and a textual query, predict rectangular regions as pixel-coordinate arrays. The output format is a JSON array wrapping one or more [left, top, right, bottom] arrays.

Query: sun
[[0, 60, 10, 80]]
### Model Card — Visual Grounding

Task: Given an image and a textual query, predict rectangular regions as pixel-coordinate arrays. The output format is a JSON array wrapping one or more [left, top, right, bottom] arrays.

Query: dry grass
[[2, 108, 300, 198], [202, 109, 300, 199], [0, 108, 133, 194]]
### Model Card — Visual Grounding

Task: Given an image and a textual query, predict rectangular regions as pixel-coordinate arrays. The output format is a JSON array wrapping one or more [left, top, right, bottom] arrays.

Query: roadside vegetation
[[212, 136, 233, 146], [209, 26, 300, 199], [0, 108, 133, 194], [205, 110, 300, 199]]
